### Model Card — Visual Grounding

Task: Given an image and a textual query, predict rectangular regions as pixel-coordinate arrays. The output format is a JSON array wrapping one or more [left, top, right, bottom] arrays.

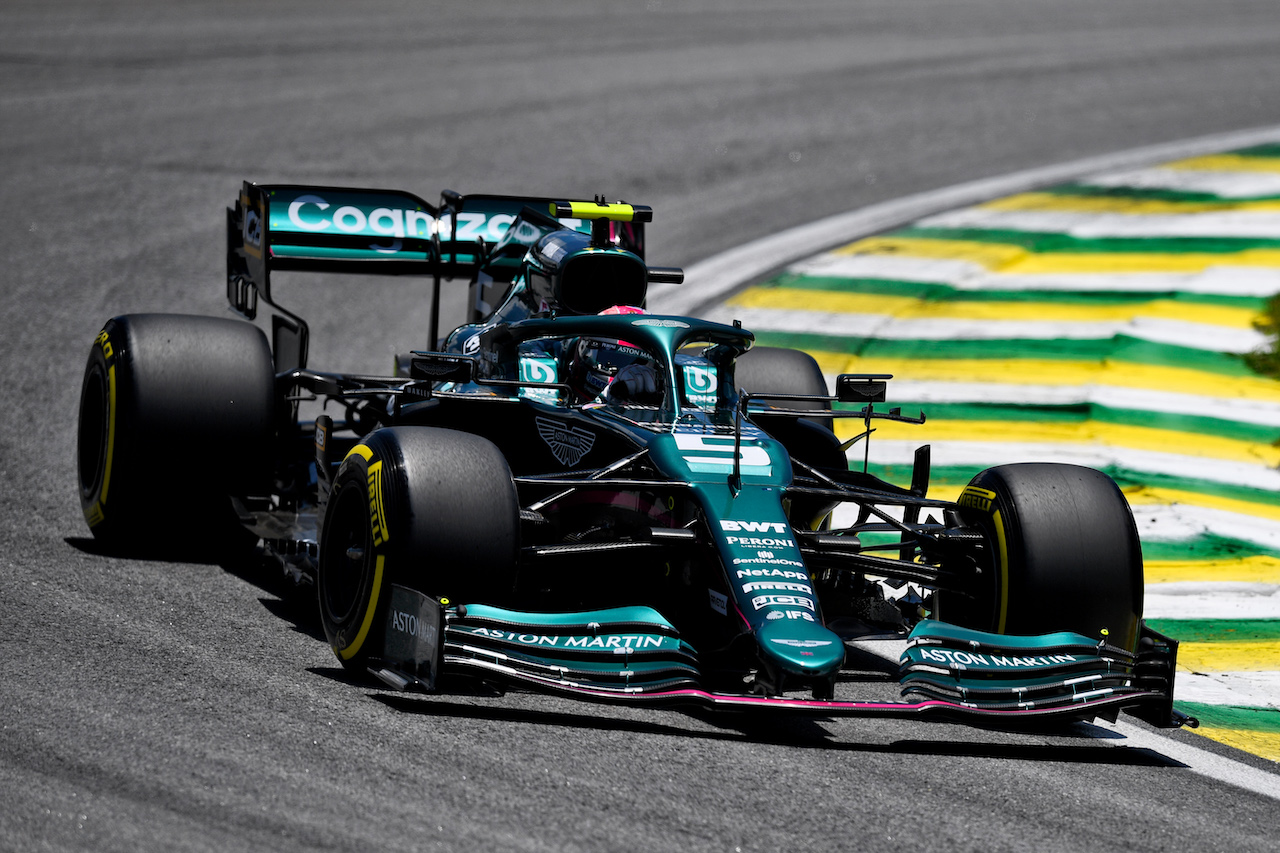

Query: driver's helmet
[[566, 306, 661, 405]]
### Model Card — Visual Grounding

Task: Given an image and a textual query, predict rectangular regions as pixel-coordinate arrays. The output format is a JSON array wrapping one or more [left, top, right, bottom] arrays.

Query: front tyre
[[940, 463, 1144, 651], [317, 427, 519, 671]]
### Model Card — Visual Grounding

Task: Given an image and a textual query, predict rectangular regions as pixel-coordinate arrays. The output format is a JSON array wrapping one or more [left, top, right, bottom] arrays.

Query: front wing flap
[[899, 620, 1195, 728], [902, 620, 1142, 710], [370, 592, 1189, 728]]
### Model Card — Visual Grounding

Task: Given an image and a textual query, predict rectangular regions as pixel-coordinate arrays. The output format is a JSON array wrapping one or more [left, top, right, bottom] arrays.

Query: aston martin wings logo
[[243, 206, 263, 249], [536, 416, 595, 466]]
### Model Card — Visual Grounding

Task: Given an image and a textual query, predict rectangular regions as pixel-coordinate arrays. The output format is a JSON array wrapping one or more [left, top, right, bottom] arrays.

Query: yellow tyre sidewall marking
[[953, 486, 1009, 631], [102, 363, 116, 504], [84, 330, 118, 528], [339, 554, 384, 661], [335, 441, 390, 661], [345, 444, 374, 463], [992, 508, 1010, 634]]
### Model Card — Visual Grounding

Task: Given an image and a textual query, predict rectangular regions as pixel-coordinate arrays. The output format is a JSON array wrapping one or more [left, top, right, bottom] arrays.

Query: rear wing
[[229, 183, 645, 358], [227, 182, 645, 310], [227, 182, 647, 359]]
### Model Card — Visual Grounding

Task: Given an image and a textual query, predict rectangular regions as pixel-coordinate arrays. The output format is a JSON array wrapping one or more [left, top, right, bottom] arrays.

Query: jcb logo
[[367, 461, 389, 546], [959, 486, 996, 513]]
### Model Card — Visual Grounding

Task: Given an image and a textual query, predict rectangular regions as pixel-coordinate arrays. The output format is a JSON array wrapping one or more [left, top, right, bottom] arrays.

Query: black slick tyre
[[735, 346, 830, 426], [317, 426, 519, 672], [736, 345, 843, 475], [941, 463, 1144, 651], [76, 314, 274, 552]]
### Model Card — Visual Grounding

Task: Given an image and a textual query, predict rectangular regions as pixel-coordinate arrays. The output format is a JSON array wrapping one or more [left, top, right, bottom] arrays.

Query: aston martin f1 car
[[76, 183, 1193, 729]]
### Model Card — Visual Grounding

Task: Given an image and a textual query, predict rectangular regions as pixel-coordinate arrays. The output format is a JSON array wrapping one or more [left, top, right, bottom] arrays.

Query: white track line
[[1094, 719, 1280, 801], [849, 639, 1280, 798], [1131, 504, 1280, 552], [1144, 582, 1280, 620], [1083, 168, 1280, 199], [1176, 672, 1280, 710]]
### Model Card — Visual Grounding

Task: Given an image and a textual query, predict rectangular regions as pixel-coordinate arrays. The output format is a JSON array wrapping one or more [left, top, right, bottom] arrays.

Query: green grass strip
[[861, 463, 1280, 510], [1232, 143, 1280, 159], [1173, 703, 1280, 734], [1139, 534, 1280, 562], [752, 330, 1251, 376], [1047, 183, 1280, 204], [871, 400, 1280, 446], [894, 226, 1280, 255], [768, 273, 1265, 311], [1145, 620, 1280, 644]]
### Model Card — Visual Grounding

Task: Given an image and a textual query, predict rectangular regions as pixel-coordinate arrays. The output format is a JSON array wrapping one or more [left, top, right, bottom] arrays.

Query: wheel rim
[[320, 483, 374, 625], [78, 364, 109, 500]]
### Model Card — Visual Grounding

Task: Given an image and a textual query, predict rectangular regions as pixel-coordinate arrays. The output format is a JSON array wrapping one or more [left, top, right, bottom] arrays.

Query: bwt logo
[[683, 365, 717, 395], [720, 520, 788, 533]]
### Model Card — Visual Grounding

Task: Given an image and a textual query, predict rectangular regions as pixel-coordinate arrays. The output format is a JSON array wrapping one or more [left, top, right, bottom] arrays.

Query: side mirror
[[836, 374, 891, 404], [409, 352, 475, 384]]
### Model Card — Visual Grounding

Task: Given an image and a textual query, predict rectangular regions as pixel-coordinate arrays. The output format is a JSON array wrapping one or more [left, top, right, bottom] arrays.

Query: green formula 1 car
[[76, 183, 1193, 729]]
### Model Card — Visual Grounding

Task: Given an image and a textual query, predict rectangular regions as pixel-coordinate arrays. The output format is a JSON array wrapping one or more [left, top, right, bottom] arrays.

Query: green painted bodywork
[[908, 619, 1106, 652], [473, 311, 847, 680], [901, 620, 1135, 706], [452, 623, 689, 657], [461, 603, 676, 630], [263, 186, 595, 269]]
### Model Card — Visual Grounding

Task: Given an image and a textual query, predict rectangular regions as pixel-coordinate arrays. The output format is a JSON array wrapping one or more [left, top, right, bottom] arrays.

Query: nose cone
[[756, 618, 845, 679]]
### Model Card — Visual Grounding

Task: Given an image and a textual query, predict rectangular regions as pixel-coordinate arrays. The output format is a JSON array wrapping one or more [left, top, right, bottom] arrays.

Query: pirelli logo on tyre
[[958, 486, 997, 513], [95, 329, 113, 360], [367, 460, 389, 547]]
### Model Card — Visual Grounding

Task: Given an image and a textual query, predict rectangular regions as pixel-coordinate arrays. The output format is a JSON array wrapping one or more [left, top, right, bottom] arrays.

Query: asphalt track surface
[[4, 2, 1280, 850]]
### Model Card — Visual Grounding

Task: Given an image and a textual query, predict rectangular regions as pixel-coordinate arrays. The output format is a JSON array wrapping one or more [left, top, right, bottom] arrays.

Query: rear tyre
[[940, 463, 1144, 651], [735, 346, 830, 427], [76, 314, 274, 553], [737, 346, 843, 530], [317, 427, 519, 671]]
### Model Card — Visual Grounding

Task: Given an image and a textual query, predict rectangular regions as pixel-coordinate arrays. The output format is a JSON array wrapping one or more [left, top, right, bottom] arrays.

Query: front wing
[[367, 588, 1194, 729]]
